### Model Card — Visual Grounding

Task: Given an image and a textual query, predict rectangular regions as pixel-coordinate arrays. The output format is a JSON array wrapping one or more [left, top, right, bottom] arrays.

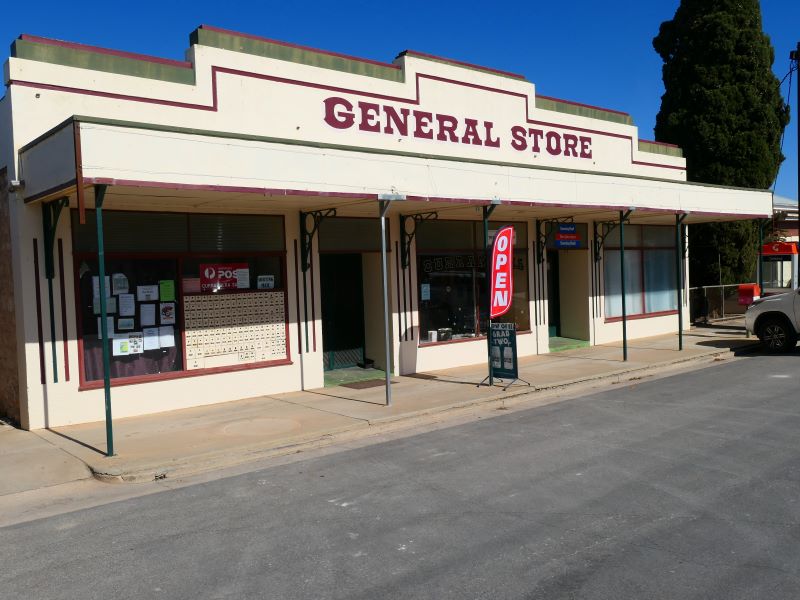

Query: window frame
[[72, 210, 291, 390], [415, 219, 531, 347], [603, 225, 679, 322]]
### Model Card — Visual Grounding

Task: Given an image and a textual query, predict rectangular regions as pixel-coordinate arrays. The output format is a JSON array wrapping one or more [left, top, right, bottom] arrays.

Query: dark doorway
[[547, 250, 561, 337], [320, 254, 365, 370]]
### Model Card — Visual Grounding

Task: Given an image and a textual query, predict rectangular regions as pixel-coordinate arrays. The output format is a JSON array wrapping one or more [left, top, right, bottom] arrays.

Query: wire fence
[[688, 284, 749, 322]]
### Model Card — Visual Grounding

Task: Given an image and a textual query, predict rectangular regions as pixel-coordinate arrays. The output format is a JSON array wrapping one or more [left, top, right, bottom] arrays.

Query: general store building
[[0, 27, 771, 429]]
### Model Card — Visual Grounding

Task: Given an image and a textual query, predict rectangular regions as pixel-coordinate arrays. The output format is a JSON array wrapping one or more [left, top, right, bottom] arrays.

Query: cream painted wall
[[361, 252, 392, 371]]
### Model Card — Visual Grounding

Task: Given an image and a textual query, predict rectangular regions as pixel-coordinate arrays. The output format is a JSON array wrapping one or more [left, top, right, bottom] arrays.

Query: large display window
[[416, 220, 530, 344], [72, 211, 288, 387], [603, 225, 677, 318]]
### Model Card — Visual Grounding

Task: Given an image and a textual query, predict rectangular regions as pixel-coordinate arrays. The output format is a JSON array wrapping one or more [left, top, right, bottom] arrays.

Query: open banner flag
[[490, 225, 514, 319]]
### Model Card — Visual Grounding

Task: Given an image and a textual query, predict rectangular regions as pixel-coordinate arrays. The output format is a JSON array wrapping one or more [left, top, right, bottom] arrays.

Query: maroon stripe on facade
[[198, 25, 401, 70], [78, 358, 294, 391], [632, 160, 684, 171], [81, 177, 763, 220], [11, 80, 215, 112], [57, 239, 70, 381], [19, 34, 193, 68], [33, 239, 46, 384], [398, 49, 526, 81], [83, 177, 377, 199]]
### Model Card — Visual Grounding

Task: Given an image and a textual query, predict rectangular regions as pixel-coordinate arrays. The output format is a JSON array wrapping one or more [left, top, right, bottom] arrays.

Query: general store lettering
[[323, 96, 592, 159]]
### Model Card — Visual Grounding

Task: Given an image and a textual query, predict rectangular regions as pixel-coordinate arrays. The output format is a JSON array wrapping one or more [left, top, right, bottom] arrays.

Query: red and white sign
[[490, 226, 514, 319], [200, 263, 250, 292], [762, 242, 798, 256]]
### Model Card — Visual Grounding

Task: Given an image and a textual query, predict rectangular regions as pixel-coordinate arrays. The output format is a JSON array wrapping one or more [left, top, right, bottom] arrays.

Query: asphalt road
[[3, 353, 800, 599]]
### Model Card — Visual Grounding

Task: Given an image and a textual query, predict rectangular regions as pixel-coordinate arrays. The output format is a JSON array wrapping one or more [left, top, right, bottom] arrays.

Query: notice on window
[[128, 332, 144, 354], [140, 303, 156, 327], [235, 268, 250, 289], [257, 275, 275, 290], [143, 327, 160, 351], [421, 283, 431, 301], [137, 285, 159, 302], [92, 276, 111, 299], [160, 302, 176, 325], [117, 318, 135, 331], [112, 337, 130, 356], [111, 273, 129, 295], [93, 296, 117, 315], [159, 280, 176, 302], [97, 316, 114, 340], [118, 293, 136, 317], [158, 325, 175, 348]]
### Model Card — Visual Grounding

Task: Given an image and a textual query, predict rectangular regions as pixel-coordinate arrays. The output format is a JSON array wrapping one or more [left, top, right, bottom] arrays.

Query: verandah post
[[95, 184, 114, 457]]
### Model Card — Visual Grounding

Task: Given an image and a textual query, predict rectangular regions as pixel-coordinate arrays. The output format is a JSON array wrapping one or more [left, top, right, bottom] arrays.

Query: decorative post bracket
[[300, 209, 336, 272], [399, 211, 438, 269]]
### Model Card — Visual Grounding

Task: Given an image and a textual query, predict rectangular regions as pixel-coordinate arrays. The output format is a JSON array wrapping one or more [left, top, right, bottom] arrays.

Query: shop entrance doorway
[[320, 254, 366, 370], [547, 249, 590, 352], [546, 250, 561, 337]]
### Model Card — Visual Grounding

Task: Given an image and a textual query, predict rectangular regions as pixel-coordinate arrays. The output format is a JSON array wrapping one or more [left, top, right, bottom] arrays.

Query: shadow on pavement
[[46, 428, 105, 457]]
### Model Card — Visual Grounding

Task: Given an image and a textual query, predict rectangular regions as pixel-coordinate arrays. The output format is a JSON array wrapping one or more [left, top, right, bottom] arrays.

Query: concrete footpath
[[1, 321, 758, 492]]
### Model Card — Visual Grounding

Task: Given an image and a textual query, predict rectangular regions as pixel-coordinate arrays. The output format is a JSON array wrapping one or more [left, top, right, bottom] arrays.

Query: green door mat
[[549, 337, 589, 352]]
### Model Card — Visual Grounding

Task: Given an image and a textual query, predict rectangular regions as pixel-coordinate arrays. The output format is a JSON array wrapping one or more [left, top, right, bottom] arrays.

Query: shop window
[[72, 211, 288, 385], [604, 225, 677, 318], [416, 220, 530, 343], [76, 258, 182, 381]]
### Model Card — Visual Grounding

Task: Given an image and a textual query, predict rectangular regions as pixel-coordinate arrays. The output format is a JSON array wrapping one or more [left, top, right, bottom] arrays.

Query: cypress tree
[[653, 0, 789, 286]]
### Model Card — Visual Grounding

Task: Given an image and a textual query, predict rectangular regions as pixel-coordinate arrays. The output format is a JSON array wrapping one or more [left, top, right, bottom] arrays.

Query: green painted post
[[676, 214, 687, 350], [620, 210, 628, 361], [95, 184, 114, 457]]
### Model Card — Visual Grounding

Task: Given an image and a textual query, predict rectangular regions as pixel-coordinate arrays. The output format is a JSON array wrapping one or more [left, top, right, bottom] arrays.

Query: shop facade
[[0, 27, 771, 429]]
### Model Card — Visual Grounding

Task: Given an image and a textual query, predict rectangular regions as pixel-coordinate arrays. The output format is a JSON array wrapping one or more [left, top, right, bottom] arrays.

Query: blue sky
[[2, 1, 798, 201]]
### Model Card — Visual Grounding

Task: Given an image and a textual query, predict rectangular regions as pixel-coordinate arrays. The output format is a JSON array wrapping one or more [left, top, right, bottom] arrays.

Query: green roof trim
[[638, 139, 684, 158], [11, 38, 195, 85], [397, 50, 528, 82], [535, 96, 633, 126], [190, 27, 404, 83]]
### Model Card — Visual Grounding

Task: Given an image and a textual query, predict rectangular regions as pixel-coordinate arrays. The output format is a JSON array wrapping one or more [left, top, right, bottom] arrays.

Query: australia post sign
[[200, 263, 250, 292], [490, 226, 514, 319]]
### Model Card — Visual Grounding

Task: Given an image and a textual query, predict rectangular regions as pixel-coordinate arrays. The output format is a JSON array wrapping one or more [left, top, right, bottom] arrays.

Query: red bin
[[738, 283, 761, 306]]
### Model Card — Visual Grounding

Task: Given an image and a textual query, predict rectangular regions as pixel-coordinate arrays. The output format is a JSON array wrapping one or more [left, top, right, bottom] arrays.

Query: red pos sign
[[490, 226, 514, 319], [200, 263, 249, 292]]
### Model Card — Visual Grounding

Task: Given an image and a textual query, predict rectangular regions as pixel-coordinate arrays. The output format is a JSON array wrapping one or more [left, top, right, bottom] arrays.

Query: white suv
[[745, 290, 800, 352]]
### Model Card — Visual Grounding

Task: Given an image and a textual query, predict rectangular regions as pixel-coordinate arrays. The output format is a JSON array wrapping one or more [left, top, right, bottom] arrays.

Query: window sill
[[604, 310, 678, 324], [418, 330, 532, 348], [79, 357, 293, 391]]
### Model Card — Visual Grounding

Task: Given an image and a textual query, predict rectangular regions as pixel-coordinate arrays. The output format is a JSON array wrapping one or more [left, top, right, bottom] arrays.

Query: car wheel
[[759, 317, 797, 353]]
